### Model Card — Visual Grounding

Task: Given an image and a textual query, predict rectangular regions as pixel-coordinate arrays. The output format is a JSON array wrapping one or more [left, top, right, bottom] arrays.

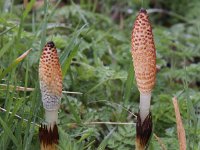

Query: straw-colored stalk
[[172, 97, 186, 150], [131, 8, 156, 150], [39, 41, 62, 150]]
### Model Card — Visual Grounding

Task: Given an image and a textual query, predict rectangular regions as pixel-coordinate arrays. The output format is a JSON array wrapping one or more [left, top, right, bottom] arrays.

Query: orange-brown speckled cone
[[39, 41, 62, 110], [131, 8, 156, 150], [131, 9, 156, 94], [39, 41, 62, 150]]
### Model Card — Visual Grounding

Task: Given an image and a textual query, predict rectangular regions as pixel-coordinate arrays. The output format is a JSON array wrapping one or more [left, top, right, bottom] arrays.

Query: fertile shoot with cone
[[39, 41, 62, 150], [131, 8, 156, 149]]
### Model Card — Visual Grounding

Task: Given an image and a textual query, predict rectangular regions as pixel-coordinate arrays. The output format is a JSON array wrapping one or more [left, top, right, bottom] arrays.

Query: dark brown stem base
[[39, 123, 59, 150], [136, 112, 152, 150]]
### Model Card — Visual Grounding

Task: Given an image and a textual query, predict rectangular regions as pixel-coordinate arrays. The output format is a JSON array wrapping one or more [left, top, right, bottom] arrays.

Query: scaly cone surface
[[39, 41, 62, 150], [131, 8, 156, 150]]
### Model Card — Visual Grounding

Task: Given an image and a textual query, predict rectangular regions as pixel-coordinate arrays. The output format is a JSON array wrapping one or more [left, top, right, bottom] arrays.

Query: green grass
[[0, 0, 200, 149]]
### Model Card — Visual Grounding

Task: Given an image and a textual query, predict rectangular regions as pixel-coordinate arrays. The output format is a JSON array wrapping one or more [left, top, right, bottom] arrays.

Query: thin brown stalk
[[23, 0, 28, 8], [0, 84, 82, 95], [153, 133, 167, 150], [84, 121, 136, 125], [172, 97, 186, 150], [0, 107, 40, 127]]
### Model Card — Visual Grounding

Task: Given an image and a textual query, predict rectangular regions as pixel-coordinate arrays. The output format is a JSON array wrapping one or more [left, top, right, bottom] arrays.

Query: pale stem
[[139, 92, 151, 123], [45, 109, 58, 124]]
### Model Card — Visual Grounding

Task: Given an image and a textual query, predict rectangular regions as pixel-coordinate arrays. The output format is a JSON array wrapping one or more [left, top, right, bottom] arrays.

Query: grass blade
[[0, 49, 31, 81], [0, 40, 13, 59], [97, 127, 116, 150], [0, 116, 19, 148], [123, 63, 134, 104], [62, 44, 79, 78]]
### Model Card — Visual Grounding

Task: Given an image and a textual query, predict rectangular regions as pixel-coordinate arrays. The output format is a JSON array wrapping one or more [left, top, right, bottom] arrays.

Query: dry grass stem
[[153, 133, 167, 150], [0, 84, 82, 95], [84, 121, 136, 125], [172, 97, 186, 150], [0, 107, 40, 127]]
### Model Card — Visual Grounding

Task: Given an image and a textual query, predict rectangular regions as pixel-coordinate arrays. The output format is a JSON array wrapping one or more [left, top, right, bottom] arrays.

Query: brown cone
[[39, 41, 62, 110], [131, 9, 156, 149], [131, 9, 156, 94], [39, 41, 62, 149]]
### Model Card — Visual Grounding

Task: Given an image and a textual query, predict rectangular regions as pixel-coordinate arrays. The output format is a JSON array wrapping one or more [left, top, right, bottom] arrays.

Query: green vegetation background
[[0, 0, 200, 149]]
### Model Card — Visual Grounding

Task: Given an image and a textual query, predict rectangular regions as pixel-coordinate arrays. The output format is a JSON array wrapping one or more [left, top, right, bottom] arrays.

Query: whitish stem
[[139, 92, 151, 123], [45, 109, 58, 124]]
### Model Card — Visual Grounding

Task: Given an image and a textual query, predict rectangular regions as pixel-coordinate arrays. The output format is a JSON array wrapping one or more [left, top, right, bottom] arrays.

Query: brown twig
[[153, 133, 167, 150], [172, 97, 186, 150], [0, 107, 40, 127], [84, 121, 136, 125], [23, 0, 28, 8], [0, 84, 82, 95]]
